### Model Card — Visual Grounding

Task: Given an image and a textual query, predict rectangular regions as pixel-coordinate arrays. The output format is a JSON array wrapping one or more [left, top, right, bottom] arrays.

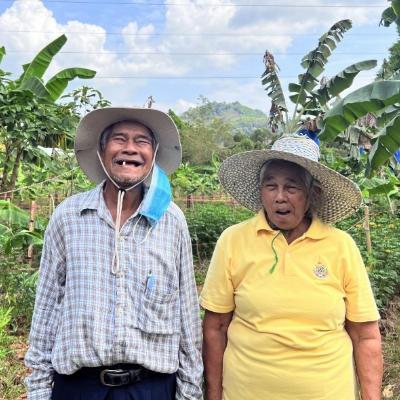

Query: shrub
[[185, 202, 254, 259]]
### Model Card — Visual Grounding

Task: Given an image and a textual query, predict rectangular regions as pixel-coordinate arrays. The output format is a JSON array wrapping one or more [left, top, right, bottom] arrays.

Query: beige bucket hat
[[218, 134, 362, 224], [74, 106, 181, 184]]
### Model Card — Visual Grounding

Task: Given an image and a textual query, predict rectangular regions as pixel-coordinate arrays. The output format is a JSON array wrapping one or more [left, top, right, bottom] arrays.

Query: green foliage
[[170, 156, 220, 196], [185, 202, 254, 259], [380, 1, 400, 31], [178, 97, 233, 165], [261, 20, 374, 133], [249, 127, 276, 146], [0, 36, 99, 196], [0, 307, 12, 359], [336, 210, 400, 310], [167, 109, 188, 130], [233, 132, 247, 142]]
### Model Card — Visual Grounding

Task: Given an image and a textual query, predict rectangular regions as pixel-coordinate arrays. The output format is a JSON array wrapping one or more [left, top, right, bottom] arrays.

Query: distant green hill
[[181, 101, 268, 136]]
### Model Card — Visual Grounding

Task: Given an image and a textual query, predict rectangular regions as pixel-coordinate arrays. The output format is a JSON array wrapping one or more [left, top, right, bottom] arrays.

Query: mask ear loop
[[97, 143, 159, 275], [269, 231, 282, 274]]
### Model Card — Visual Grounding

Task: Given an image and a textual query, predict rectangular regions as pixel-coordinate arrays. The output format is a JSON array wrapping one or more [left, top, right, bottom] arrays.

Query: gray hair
[[99, 120, 157, 152], [260, 159, 323, 218]]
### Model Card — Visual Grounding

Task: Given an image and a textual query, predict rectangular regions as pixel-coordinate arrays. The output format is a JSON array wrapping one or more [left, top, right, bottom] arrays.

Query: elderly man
[[25, 107, 203, 400]]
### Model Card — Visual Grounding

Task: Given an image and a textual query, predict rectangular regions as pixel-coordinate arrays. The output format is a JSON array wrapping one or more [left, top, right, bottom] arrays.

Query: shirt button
[[286, 253, 291, 258], [120, 237, 124, 242], [115, 345, 120, 350], [118, 307, 123, 314], [118, 272, 124, 278]]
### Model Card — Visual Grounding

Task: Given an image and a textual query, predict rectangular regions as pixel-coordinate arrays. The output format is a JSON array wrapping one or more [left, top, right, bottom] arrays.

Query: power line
[[0, 1, 388, 7], [9, 75, 380, 79], [5, 51, 389, 55], [0, 30, 394, 36]]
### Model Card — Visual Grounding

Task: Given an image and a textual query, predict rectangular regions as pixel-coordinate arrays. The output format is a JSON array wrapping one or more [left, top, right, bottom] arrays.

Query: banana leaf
[[45, 68, 96, 101], [19, 34, 67, 85], [0, 223, 12, 238], [365, 113, 400, 177], [356, 176, 397, 196], [319, 80, 400, 142], [0, 200, 44, 230], [0, 46, 5, 64], [14, 76, 50, 98], [312, 60, 377, 106], [380, 6, 398, 26], [3, 231, 44, 255], [290, 20, 352, 108]]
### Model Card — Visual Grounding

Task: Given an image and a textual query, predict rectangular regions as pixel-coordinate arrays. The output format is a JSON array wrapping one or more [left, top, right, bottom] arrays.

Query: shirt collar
[[79, 180, 147, 216], [254, 209, 330, 239]]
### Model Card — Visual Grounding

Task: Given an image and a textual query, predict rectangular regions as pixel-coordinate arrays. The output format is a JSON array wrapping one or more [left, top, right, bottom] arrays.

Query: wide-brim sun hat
[[74, 106, 181, 185], [218, 134, 362, 224]]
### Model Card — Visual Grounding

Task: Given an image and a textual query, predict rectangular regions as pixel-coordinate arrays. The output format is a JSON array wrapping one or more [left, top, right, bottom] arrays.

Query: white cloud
[[173, 99, 199, 114]]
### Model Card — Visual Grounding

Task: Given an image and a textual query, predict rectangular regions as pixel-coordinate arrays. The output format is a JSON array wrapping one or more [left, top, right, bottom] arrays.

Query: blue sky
[[0, 0, 398, 115]]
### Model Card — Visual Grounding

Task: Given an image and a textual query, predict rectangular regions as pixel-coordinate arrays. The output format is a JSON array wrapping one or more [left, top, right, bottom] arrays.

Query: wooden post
[[363, 206, 372, 253], [187, 194, 192, 210], [27, 200, 36, 267], [55, 193, 59, 208], [48, 194, 52, 219], [6, 197, 11, 227]]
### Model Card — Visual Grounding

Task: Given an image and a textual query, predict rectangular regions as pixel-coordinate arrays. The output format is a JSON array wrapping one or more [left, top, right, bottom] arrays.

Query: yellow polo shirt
[[199, 210, 379, 400]]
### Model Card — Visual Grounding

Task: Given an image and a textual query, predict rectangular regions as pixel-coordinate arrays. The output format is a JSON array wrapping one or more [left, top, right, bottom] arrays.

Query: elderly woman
[[199, 135, 382, 400]]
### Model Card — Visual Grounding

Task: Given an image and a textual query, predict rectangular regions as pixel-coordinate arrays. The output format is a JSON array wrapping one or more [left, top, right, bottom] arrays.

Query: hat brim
[[74, 107, 181, 185], [218, 149, 362, 224]]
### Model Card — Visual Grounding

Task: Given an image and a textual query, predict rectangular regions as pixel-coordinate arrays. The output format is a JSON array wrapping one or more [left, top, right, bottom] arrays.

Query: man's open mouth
[[115, 160, 142, 167]]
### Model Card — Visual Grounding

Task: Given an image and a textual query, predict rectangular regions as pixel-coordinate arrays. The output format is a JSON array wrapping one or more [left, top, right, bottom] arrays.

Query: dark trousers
[[52, 368, 176, 400]]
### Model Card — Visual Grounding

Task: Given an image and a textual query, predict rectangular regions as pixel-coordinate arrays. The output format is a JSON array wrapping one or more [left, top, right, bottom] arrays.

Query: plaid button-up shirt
[[25, 183, 203, 399]]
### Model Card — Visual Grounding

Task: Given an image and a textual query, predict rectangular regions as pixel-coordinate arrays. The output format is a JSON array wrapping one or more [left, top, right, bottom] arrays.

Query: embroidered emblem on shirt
[[313, 264, 328, 278]]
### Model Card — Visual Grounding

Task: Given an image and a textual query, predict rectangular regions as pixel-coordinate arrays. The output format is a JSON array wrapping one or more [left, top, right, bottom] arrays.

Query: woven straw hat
[[218, 134, 362, 224], [75, 106, 181, 184]]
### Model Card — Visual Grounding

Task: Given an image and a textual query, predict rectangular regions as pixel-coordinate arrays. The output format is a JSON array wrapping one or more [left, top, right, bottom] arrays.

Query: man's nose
[[122, 139, 138, 153]]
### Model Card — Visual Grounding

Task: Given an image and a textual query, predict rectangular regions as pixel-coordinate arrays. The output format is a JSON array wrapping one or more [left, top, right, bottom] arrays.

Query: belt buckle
[[100, 369, 126, 387]]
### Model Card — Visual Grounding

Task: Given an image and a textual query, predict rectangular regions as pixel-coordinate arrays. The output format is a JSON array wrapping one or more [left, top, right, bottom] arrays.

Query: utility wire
[[0, 30, 394, 36], [8, 75, 381, 79], [0, 1, 389, 7], [5, 51, 390, 55]]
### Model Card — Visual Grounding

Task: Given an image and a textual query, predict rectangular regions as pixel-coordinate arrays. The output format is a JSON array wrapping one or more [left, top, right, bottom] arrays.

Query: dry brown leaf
[[383, 384, 394, 398]]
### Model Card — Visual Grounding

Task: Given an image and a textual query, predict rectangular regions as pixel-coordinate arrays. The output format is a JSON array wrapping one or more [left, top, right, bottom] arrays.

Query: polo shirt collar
[[254, 209, 330, 239]]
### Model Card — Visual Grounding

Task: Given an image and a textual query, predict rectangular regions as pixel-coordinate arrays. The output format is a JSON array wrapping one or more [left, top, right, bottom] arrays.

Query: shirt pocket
[[136, 289, 180, 335]]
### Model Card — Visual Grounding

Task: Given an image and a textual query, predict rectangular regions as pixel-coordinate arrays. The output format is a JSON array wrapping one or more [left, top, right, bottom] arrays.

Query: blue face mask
[[139, 163, 172, 227]]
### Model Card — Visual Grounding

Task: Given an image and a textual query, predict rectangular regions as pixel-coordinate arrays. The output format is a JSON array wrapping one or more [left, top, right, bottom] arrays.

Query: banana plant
[[11, 34, 96, 101], [319, 68, 400, 178], [0, 201, 46, 255], [0, 35, 97, 196], [261, 20, 377, 134]]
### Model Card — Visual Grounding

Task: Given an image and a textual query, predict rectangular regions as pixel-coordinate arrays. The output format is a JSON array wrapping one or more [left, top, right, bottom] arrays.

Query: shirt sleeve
[[24, 213, 66, 400], [199, 236, 235, 313], [342, 234, 380, 323], [175, 222, 204, 400]]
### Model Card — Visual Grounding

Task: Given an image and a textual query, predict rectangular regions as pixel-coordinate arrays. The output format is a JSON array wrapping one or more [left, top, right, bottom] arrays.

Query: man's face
[[100, 121, 154, 187]]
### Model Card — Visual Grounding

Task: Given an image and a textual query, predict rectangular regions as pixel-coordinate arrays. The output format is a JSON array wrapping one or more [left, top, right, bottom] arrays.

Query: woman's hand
[[345, 319, 382, 400], [202, 309, 234, 400]]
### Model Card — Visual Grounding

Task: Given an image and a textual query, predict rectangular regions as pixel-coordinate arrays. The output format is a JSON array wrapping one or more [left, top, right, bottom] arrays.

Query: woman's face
[[260, 161, 309, 231]]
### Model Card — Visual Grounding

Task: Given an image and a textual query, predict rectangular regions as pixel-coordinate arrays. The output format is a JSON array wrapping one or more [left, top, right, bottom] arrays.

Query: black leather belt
[[75, 364, 157, 387]]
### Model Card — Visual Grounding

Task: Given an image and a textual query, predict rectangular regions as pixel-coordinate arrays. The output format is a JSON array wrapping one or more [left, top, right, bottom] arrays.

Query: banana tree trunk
[[8, 148, 23, 201]]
